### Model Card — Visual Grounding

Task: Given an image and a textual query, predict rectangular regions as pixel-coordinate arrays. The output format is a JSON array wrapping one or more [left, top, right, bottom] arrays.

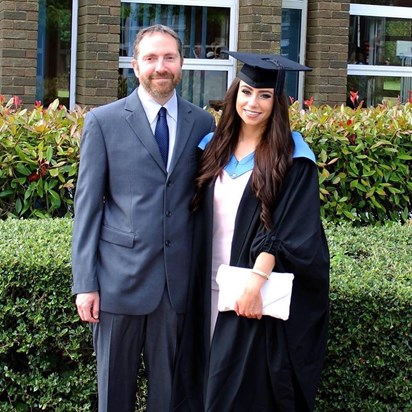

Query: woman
[[174, 52, 329, 412]]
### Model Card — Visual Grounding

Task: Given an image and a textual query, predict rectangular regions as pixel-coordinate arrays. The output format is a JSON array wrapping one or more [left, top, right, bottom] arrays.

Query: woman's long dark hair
[[191, 78, 294, 230]]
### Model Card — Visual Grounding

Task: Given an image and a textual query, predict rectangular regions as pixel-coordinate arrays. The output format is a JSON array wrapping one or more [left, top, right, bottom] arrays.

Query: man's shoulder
[[88, 96, 127, 119], [178, 97, 213, 119]]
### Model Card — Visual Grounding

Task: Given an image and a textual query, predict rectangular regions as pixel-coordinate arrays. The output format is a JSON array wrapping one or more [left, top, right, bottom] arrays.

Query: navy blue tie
[[154, 107, 169, 167]]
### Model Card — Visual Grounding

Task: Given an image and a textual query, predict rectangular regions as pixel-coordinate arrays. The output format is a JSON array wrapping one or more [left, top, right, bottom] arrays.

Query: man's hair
[[133, 24, 183, 60]]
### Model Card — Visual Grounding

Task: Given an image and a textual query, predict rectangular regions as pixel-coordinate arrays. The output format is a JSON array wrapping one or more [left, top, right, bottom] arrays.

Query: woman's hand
[[234, 274, 266, 319], [234, 252, 275, 319]]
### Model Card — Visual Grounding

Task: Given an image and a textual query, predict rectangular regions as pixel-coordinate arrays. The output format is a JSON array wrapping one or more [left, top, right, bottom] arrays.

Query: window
[[119, 0, 237, 107], [348, 4, 412, 106], [281, 0, 308, 103], [36, 0, 72, 107]]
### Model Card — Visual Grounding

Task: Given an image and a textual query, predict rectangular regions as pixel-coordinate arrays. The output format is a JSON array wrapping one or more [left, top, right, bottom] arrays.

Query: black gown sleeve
[[251, 157, 329, 283]]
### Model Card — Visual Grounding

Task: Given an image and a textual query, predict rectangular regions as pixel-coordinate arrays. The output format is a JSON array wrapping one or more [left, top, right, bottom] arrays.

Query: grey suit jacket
[[71, 89, 215, 315]]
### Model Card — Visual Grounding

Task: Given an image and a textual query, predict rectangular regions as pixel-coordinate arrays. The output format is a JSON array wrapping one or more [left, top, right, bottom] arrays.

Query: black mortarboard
[[225, 51, 311, 96]]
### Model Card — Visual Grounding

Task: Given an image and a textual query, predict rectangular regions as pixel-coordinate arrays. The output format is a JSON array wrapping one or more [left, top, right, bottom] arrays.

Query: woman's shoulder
[[291, 131, 316, 163], [198, 132, 214, 150]]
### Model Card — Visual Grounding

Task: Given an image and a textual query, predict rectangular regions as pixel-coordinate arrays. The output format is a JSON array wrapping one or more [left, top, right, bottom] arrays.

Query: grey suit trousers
[[92, 291, 183, 412]]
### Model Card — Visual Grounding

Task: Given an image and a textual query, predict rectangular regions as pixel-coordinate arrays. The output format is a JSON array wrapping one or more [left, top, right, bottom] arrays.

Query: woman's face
[[236, 80, 275, 129]]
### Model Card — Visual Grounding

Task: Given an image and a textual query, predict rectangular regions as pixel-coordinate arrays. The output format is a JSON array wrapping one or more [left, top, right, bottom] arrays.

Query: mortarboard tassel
[[275, 68, 285, 97], [263, 57, 285, 96]]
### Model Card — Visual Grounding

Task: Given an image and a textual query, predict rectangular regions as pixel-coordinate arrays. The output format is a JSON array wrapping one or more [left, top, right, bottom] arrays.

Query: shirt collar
[[138, 86, 178, 124]]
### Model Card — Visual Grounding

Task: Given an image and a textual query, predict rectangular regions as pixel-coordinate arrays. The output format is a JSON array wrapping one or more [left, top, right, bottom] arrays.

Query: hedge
[[0, 98, 84, 219], [0, 218, 411, 411], [1, 97, 411, 225], [289, 101, 412, 224], [316, 221, 412, 411], [0, 219, 96, 412]]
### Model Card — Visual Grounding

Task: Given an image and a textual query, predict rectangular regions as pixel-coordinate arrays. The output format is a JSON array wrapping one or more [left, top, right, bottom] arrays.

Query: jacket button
[[166, 211, 172, 217], [167, 180, 172, 187], [165, 240, 171, 247]]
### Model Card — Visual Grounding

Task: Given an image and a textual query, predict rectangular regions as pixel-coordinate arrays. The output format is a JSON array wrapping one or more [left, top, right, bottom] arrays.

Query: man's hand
[[76, 292, 100, 323]]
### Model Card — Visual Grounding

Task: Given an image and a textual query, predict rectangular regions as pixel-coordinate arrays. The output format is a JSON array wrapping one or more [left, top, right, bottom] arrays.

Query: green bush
[[0, 218, 96, 411], [0, 219, 411, 411], [289, 102, 412, 225], [1, 97, 411, 224], [316, 222, 412, 411], [0, 97, 84, 219]]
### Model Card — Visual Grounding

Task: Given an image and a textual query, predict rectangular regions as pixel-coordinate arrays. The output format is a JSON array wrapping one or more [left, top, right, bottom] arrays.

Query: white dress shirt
[[137, 86, 178, 171]]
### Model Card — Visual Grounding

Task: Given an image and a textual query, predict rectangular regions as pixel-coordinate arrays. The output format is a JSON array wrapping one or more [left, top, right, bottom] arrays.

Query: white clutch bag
[[216, 264, 294, 320]]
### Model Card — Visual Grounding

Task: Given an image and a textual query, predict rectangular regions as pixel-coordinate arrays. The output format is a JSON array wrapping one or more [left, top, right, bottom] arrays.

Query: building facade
[[0, 0, 411, 109]]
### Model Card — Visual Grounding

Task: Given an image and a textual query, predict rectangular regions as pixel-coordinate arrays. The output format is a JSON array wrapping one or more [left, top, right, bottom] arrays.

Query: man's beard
[[139, 72, 182, 100]]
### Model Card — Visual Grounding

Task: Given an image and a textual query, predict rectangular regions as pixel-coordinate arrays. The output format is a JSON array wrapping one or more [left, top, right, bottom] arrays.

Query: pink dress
[[210, 167, 252, 338]]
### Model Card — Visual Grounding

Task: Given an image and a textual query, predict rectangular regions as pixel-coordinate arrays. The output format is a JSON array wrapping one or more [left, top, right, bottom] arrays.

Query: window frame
[[119, 0, 238, 92], [348, 4, 412, 78], [70, 0, 78, 110], [281, 0, 308, 103]]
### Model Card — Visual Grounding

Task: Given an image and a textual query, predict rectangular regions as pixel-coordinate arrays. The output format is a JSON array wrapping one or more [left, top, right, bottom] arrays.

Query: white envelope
[[216, 264, 294, 320]]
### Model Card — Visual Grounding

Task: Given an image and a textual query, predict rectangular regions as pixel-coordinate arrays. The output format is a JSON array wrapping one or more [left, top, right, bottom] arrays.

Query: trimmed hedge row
[[0, 219, 411, 411], [0, 219, 96, 412], [316, 222, 412, 411], [1, 98, 411, 225]]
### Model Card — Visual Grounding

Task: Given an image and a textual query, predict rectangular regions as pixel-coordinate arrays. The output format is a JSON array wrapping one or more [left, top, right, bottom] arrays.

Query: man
[[71, 24, 215, 412]]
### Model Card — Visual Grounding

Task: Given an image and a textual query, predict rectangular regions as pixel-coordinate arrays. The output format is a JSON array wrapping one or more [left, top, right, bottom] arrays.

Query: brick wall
[[305, 0, 350, 106], [0, 0, 38, 105], [238, 0, 282, 54], [76, 0, 120, 107], [0, 0, 353, 109]]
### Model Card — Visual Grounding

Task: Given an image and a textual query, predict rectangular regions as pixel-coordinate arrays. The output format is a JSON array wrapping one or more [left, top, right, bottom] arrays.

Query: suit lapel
[[124, 90, 166, 171]]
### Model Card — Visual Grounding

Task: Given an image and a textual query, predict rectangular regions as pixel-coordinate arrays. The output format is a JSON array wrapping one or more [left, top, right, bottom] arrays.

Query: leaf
[[15, 145, 29, 161], [371, 140, 391, 149], [354, 181, 368, 192], [343, 210, 356, 219], [370, 195, 385, 210], [15, 198, 22, 214], [327, 157, 339, 166], [37, 179, 44, 197], [388, 187, 402, 194], [0, 189, 15, 198], [15, 163, 32, 176], [48, 189, 61, 208], [397, 154, 412, 160], [321, 168, 331, 178], [46, 146, 53, 161], [48, 99, 60, 111]]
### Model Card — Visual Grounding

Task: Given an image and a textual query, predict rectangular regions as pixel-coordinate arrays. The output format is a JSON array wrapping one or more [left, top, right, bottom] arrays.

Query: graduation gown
[[173, 145, 329, 412]]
